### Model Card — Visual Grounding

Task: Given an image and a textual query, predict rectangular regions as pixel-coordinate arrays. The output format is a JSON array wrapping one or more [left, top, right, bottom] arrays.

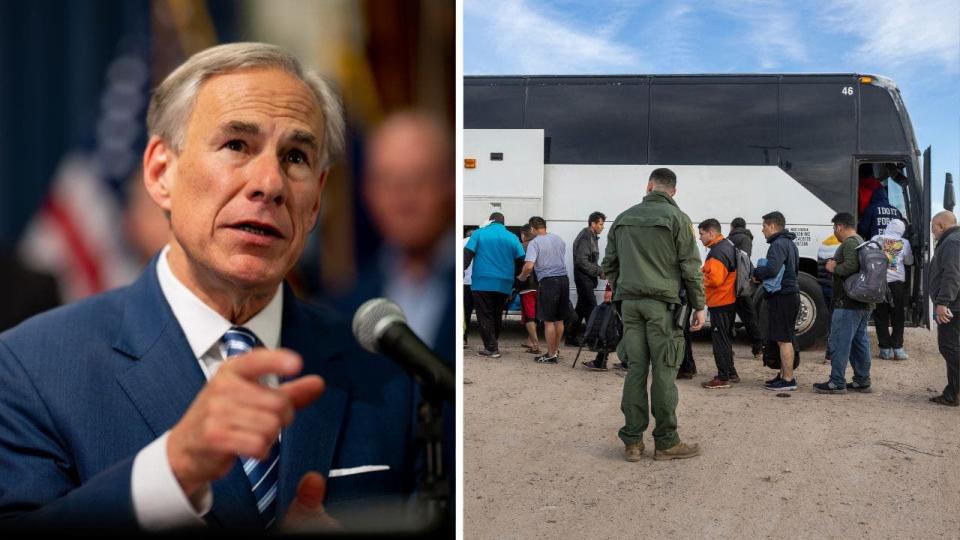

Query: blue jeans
[[828, 308, 873, 387]]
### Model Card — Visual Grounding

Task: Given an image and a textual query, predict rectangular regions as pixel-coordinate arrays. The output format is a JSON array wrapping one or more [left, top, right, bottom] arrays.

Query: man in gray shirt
[[518, 216, 569, 364]]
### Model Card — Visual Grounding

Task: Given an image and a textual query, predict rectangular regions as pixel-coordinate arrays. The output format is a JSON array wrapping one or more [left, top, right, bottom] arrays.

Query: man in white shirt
[[0, 43, 420, 532]]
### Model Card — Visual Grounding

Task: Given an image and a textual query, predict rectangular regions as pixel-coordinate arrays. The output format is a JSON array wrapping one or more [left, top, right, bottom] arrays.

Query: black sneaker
[[765, 378, 798, 391], [583, 359, 608, 371], [812, 381, 846, 394], [765, 374, 782, 385], [477, 348, 501, 358], [535, 353, 559, 364], [677, 371, 695, 379], [845, 381, 873, 393], [728, 374, 741, 384]]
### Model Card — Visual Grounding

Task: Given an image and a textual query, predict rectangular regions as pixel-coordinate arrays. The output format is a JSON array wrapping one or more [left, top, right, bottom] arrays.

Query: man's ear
[[143, 135, 176, 213]]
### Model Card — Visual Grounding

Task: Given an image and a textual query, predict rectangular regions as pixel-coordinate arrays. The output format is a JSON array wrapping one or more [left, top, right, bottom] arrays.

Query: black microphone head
[[352, 298, 407, 354]]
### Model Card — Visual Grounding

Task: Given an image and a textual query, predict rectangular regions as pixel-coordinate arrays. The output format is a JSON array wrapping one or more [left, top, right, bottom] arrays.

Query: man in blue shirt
[[464, 213, 525, 358]]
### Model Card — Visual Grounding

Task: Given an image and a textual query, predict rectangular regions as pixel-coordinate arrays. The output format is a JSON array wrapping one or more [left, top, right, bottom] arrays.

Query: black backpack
[[762, 338, 800, 370], [580, 302, 622, 352]]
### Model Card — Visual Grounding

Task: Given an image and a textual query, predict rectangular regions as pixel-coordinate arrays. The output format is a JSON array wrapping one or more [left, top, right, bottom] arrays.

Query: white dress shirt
[[131, 245, 283, 530]]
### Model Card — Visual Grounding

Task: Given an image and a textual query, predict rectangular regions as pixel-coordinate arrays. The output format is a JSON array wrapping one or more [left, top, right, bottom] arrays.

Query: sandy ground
[[463, 322, 960, 539]]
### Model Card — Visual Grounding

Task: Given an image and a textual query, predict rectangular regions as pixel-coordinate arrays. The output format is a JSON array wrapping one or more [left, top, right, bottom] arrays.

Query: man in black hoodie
[[728, 217, 762, 357], [858, 186, 903, 240], [752, 211, 800, 391], [929, 210, 960, 406]]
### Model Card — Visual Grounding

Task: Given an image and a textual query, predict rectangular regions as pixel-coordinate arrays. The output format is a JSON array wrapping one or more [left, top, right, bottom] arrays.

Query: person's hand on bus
[[689, 309, 706, 332], [825, 259, 837, 273], [936, 305, 954, 325]]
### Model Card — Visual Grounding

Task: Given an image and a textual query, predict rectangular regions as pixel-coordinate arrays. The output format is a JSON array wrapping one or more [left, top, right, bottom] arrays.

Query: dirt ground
[[463, 322, 960, 539]]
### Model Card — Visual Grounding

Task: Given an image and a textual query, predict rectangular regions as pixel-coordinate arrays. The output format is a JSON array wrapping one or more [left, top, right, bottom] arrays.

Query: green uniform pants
[[618, 298, 685, 450]]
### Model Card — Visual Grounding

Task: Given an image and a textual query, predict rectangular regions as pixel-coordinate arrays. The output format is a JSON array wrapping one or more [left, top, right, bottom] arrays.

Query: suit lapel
[[275, 287, 348, 519], [112, 260, 262, 528]]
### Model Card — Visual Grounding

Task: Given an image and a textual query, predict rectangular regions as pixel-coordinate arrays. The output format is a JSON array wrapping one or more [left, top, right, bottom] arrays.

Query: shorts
[[536, 276, 570, 322], [520, 291, 537, 323], [766, 292, 800, 343]]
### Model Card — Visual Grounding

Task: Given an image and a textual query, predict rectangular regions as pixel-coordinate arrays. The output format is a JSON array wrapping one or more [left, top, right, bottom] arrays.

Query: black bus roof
[[466, 73, 897, 88]]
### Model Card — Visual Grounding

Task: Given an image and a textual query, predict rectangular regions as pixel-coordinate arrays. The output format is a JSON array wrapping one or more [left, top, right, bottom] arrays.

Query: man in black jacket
[[728, 217, 762, 357], [752, 211, 800, 391], [929, 210, 960, 406], [571, 212, 608, 370]]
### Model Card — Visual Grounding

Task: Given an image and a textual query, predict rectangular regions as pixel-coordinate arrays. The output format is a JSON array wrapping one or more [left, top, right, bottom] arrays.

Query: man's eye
[[224, 140, 245, 152], [286, 150, 309, 165]]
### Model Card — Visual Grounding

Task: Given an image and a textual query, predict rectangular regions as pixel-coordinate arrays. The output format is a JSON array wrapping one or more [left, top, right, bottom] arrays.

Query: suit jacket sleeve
[[0, 339, 138, 529]]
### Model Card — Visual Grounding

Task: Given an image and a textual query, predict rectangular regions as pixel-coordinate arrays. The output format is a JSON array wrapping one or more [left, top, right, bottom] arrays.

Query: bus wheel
[[795, 272, 828, 349], [752, 272, 828, 351]]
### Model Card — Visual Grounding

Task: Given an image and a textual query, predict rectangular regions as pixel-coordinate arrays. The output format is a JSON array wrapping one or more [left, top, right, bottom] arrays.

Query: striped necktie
[[222, 326, 279, 528]]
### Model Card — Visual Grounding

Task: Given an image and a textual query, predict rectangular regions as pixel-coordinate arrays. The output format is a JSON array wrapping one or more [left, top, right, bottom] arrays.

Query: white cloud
[[822, 0, 960, 73], [464, 0, 644, 74], [711, 0, 809, 70]]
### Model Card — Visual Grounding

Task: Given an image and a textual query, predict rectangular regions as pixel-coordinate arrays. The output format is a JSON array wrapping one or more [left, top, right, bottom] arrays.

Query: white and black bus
[[464, 74, 939, 348]]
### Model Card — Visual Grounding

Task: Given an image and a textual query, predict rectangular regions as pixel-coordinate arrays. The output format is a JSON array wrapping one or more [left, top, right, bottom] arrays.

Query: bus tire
[[752, 272, 828, 351]]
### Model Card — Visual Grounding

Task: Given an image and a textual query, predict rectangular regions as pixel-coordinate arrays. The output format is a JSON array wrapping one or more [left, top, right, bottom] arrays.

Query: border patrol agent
[[601, 168, 706, 462]]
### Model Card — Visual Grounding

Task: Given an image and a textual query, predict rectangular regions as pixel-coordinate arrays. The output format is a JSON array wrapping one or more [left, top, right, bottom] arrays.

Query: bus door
[[854, 155, 927, 327]]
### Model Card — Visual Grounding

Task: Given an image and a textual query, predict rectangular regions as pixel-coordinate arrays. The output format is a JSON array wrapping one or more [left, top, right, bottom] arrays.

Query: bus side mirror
[[945, 172, 955, 212]]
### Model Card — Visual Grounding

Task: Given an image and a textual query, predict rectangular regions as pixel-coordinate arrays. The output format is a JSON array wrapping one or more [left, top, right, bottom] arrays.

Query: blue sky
[[464, 0, 960, 211]]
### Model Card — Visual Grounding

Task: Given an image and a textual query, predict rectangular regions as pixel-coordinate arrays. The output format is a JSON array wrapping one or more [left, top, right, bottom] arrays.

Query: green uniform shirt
[[601, 190, 705, 309]]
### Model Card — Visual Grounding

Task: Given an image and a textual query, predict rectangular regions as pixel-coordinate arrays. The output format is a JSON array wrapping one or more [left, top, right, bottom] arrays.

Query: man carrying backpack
[[698, 219, 740, 389], [728, 218, 763, 358], [814, 212, 875, 394], [752, 211, 800, 391]]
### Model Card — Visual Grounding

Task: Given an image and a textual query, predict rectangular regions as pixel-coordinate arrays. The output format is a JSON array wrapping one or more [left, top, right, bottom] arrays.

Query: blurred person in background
[[334, 111, 455, 361]]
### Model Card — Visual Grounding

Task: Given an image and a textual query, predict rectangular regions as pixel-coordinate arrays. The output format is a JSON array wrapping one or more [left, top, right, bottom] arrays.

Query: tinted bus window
[[524, 80, 649, 164], [781, 83, 857, 213], [464, 80, 524, 129], [859, 84, 908, 153], [649, 83, 778, 165]]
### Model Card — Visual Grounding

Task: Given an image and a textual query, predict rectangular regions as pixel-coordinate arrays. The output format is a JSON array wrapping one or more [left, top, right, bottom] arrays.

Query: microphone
[[352, 298, 454, 402]]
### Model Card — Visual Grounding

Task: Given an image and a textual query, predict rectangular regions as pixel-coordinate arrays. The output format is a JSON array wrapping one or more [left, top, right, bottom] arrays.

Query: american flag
[[17, 48, 149, 301]]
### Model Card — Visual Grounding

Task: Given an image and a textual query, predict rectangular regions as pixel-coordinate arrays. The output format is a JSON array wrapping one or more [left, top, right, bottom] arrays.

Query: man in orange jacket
[[698, 219, 740, 389]]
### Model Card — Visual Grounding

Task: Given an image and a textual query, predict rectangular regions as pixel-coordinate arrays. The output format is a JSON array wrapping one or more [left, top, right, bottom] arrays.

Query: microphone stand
[[415, 386, 450, 532]]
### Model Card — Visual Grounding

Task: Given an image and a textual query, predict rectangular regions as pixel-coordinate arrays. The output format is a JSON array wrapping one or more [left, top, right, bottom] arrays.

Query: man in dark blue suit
[[0, 43, 420, 532]]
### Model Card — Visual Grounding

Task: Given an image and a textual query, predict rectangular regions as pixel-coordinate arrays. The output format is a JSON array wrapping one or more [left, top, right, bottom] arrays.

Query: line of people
[[600, 167, 958, 464]]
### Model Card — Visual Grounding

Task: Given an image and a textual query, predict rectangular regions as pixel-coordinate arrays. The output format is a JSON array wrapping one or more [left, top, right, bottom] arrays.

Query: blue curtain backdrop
[[0, 0, 239, 248]]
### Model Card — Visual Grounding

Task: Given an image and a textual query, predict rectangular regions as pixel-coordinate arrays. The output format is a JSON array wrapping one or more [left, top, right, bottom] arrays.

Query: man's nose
[[246, 152, 286, 205]]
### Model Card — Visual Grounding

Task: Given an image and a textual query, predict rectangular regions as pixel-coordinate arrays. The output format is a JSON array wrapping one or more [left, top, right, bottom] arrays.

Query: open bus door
[[918, 146, 932, 328]]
